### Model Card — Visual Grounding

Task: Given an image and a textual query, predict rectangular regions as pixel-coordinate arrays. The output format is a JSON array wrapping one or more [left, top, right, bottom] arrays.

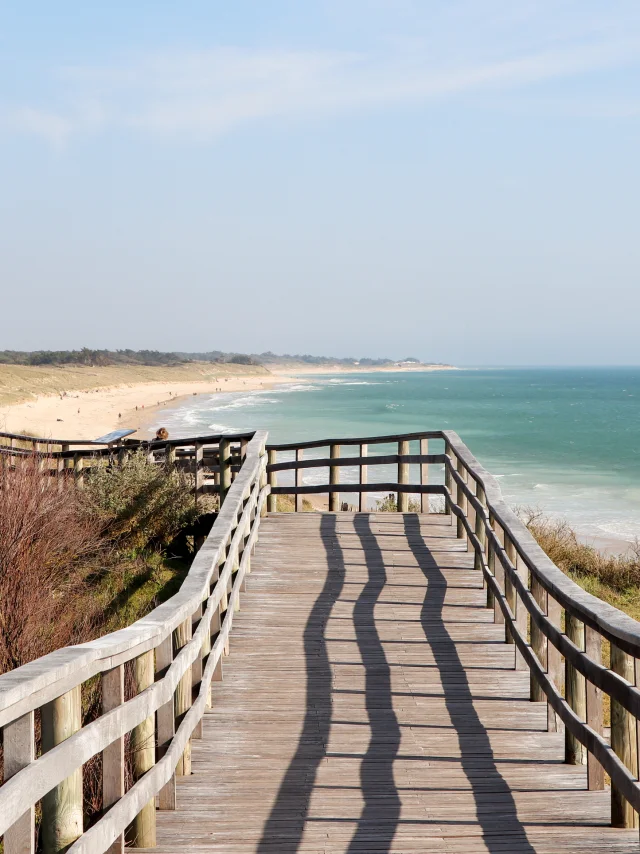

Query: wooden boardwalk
[[149, 512, 635, 853]]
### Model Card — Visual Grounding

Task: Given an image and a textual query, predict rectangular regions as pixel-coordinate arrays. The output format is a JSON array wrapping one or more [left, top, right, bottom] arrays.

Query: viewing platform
[[1, 430, 640, 852]]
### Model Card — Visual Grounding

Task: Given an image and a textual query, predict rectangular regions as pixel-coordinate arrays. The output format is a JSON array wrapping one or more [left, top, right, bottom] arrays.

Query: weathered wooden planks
[[147, 513, 638, 853]]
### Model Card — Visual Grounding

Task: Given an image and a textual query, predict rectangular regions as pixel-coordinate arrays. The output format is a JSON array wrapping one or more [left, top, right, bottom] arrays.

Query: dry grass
[[274, 494, 315, 512], [520, 507, 640, 622], [0, 361, 269, 406]]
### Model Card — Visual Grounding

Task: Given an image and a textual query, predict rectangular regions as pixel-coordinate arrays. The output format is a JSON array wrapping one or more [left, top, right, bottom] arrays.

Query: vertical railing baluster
[[329, 444, 340, 512], [585, 627, 604, 790], [444, 442, 453, 520], [156, 633, 176, 810], [455, 458, 467, 543], [611, 643, 639, 828], [295, 448, 303, 512], [128, 651, 156, 848], [546, 596, 563, 732], [359, 443, 368, 512], [267, 449, 277, 512], [192, 603, 204, 739], [530, 574, 548, 702], [175, 619, 193, 777], [194, 441, 204, 508], [473, 485, 486, 574], [397, 439, 409, 512], [41, 686, 83, 854], [3, 711, 35, 854], [220, 438, 231, 506], [420, 437, 429, 513], [492, 521, 506, 628], [504, 534, 526, 669], [73, 453, 84, 488], [565, 613, 587, 765], [102, 665, 125, 854], [486, 511, 496, 612]]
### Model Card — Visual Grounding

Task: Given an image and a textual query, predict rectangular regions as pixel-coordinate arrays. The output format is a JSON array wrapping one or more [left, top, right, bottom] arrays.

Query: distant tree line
[[0, 348, 261, 367], [0, 348, 431, 368]]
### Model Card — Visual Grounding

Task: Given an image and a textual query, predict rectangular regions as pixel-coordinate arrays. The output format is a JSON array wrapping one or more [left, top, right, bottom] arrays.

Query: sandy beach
[[0, 373, 298, 441], [0, 361, 449, 441]]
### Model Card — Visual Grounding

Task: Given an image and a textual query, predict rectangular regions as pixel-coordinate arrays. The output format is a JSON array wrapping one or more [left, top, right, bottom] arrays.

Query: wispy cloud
[[5, 34, 639, 144]]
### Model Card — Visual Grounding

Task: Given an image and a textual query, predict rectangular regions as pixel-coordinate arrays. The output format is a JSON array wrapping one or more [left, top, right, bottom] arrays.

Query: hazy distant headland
[[0, 348, 454, 406], [0, 348, 454, 439]]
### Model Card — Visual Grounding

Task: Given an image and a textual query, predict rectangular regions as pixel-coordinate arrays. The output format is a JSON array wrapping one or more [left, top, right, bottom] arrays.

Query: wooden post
[[486, 534, 496, 612], [444, 442, 454, 520], [175, 618, 193, 776], [420, 438, 429, 513], [530, 574, 548, 703], [102, 666, 125, 854], [166, 442, 176, 467], [267, 449, 277, 513], [41, 686, 83, 854], [259, 453, 268, 517], [359, 444, 368, 512], [473, 485, 486, 575], [210, 562, 224, 682], [397, 440, 409, 512], [504, 535, 527, 670], [194, 441, 204, 508], [611, 643, 639, 828], [455, 458, 467, 542], [329, 444, 340, 512], [240, 438, 248, 460], [156, 634, 176, 810], [585, 627, 604, 790], [73, 454, 84, 489], [127, 650, 156, 848], [219, 438, 231, 507], [3, 711, 35, 854], [192, 603, 204, 739], [492, 523, 506, 630], [295, 448, 303, 512], [546, 596, 563, 732], [565, 613, 587, 766], [201, 597, 213, 709]]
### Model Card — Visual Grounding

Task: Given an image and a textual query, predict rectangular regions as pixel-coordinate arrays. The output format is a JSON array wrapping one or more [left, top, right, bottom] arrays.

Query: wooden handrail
[[0, 430, 268, 852], [264, 428, 640, 827], [4, 426, 640, 846]]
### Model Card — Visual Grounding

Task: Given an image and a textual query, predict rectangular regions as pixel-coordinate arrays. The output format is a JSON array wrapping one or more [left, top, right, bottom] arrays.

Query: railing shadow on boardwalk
[[259, 512, 537, 853], [256, 514, 347, 853], [257, 513, 402, 853], [404, 513, 536, 852]]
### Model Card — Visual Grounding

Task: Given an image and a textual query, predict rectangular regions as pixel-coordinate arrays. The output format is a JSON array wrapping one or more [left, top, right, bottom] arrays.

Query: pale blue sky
[[1, 1, 639, 364]]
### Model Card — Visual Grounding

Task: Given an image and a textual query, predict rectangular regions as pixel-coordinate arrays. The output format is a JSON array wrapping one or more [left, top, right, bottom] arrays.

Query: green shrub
[[85, 451, 200, 551], [375, 493, 421, 512]]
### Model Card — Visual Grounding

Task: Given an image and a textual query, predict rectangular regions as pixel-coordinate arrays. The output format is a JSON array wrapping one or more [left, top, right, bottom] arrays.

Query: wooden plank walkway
[[148, 512, 638, 853]]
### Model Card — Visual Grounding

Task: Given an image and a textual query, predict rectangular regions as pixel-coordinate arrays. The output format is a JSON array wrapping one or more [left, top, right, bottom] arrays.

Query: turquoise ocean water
[[154, 368, 640, 546]]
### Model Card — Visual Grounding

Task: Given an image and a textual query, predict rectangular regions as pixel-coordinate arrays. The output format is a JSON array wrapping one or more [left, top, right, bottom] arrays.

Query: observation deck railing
[[1, 428, 640, 852]]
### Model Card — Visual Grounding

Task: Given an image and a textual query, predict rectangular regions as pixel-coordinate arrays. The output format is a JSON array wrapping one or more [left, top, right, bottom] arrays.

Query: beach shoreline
[[0, 373, 301, 441], [268, 363, 459, 376], [0, 362, 636, 557]]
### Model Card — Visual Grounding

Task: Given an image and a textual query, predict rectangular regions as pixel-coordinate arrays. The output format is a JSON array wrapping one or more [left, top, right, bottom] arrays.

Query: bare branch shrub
[[0, 455, 103, 672]]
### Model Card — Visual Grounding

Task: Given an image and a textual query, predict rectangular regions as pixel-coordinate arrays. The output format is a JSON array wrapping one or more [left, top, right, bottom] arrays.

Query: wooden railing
[[3, 427, 640, 851], [0, 430, 268, 853], [266, 429, 640, 831], [0, 430, 257, 504]]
